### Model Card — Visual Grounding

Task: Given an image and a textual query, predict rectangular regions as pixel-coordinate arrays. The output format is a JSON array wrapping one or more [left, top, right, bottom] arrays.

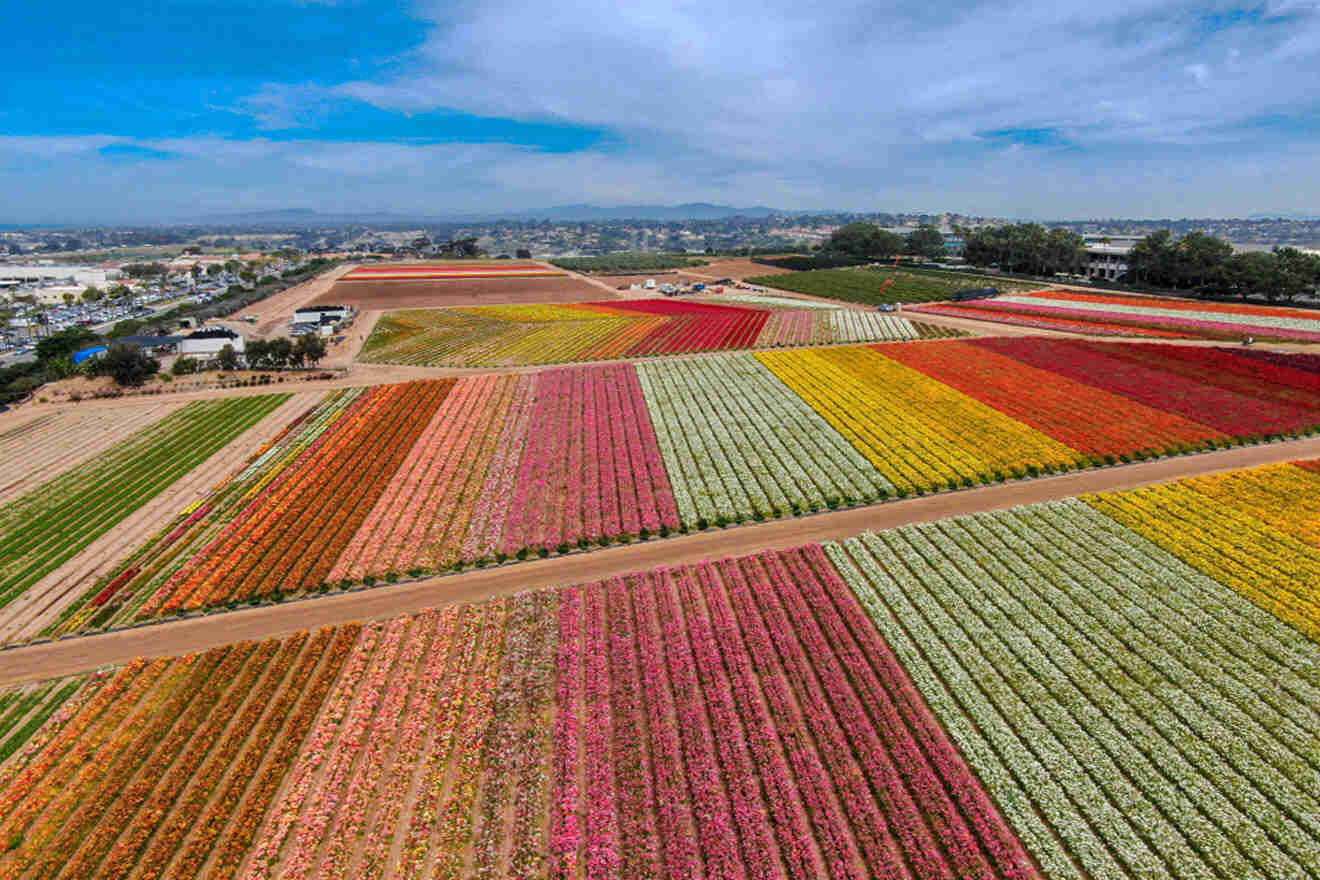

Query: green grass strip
[[0, 394, 289, 611]]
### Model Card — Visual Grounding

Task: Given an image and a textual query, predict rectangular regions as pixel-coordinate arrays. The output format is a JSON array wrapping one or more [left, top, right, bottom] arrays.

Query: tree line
[[955, 223, 1320, 302], [957, 224, 1087, 276], [1125, 231, 1320, 301], [821, 222, 949, 261]]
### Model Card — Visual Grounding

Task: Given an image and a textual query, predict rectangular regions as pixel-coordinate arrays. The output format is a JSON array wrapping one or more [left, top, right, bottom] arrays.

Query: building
[[293, 304, 352, 324], [117, 335, 183, 356], [0, 265, 121, 289], [1084, 244, 1132, 281], [178, 327, 244, 358]]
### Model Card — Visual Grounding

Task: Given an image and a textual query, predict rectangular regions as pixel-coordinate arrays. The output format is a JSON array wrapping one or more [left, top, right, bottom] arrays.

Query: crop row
[[911, 289, 1320, 342], [359, 297, 932, 367], [50, 339, 1320, 634], [828, 486, 1320, 880], [2, 458, 1317, 878], [0, 626, 354, 880], [0, 395, 289, 614], [229, 553, 1036, 880]]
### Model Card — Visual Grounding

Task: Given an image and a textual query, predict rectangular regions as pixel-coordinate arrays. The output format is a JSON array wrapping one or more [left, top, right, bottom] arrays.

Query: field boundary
[[3, 431, 1318, 686]]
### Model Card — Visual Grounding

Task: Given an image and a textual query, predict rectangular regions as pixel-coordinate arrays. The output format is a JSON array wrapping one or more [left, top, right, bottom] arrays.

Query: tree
[[80, 286, 103, 304], [267, 337, 293, 368], [36, 326, 99, 363], [171, 356, 200, 375], [905, 225, 946, 259], [1173, 231, 1232, 293], [244, 338, 272, 369], [99, 342, 160, 386], [295, 333, 327, 366], [1273, 247, 1319, 302], [62, 293, 76, 306], [1127, 230, 1175, 286], [961, 223, 1081, 276], [108, 318, 146, 339], [45, 354, 77, 381], [123, 262, 167, 279], [823, 223, 905, 260], [216, 344, 239, 371], [1219, 252, 1275, 301]]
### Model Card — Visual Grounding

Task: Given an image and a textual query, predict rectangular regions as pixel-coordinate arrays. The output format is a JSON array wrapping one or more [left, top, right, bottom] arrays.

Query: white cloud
[[6, 1, 1320, 219], [1184, 63, 1212, 87]]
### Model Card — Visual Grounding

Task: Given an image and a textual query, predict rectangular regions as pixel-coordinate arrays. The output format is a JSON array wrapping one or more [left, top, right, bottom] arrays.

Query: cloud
[[1184, 63, 1212, 86], [4, 0, 1320, 219], [326, 1, 1320, 168]]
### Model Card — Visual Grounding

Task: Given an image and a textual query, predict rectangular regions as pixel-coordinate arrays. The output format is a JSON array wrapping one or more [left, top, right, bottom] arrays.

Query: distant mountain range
[[186, 204, 790, 226], [527, 203, 784, 220], [1246, 212, 1320, 221]]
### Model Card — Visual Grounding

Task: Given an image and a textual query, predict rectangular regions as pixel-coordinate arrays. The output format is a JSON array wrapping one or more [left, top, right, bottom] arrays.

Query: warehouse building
[[178, 327, 245, 358]]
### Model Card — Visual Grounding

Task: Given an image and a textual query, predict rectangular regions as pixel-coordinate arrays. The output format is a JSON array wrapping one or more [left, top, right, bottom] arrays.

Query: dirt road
[[4, 433, 1317, 686]]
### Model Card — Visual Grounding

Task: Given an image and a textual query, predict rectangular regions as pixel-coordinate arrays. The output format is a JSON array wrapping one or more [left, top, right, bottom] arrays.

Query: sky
[[3, 0, 1319, 223]]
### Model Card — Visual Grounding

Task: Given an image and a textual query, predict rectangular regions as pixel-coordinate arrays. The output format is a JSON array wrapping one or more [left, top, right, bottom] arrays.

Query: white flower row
[[827, 502, 1320, 880], [826, 310, 917, 342], [945, 509, 1318, 876], [636, 355, 892, 526], [699, 293, 843, 310], [998, 295, 1320, 334]]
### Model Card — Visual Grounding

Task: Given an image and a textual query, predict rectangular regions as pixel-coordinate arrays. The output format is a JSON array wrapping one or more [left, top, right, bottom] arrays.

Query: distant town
[[4, 209, 1319, 367]]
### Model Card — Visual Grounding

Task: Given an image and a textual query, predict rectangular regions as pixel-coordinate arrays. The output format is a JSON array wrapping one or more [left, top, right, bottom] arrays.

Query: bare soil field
[[0, 401, 183, 503], [221, 262, 356, 339], [680, 256, 797, 280], [0, 392, 320, 645], [5, 431, 1318, 686], [316, 274, 607, 310]]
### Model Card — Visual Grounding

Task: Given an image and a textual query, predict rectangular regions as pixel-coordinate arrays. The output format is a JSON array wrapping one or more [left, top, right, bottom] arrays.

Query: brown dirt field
[[0, 392, 320, 645], [680, 257, 797, 280], [318, 274, 607, 310], [220, 262, 357, 339], [0, 402, 184, 504], [5, 432, 1319, 686]]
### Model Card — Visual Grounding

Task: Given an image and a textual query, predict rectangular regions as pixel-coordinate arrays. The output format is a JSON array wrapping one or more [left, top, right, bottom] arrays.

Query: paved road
[[3, 433, 1318, 687]]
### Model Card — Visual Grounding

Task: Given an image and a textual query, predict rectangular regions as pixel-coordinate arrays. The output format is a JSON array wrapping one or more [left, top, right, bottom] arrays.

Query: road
[[2, 432, 1317, 687]]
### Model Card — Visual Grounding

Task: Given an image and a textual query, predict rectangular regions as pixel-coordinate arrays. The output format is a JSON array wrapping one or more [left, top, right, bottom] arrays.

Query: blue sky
[[3, 0, 1320, 222]]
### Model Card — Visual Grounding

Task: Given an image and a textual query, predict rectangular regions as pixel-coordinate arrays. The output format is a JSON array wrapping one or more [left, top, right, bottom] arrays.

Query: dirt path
[[3, 433, 1317, 686], [219, 263, 357, 340]]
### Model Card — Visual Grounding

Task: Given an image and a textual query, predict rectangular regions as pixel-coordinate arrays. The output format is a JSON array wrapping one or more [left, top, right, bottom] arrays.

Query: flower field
[[358, 298, 951, 367], [744, 266, 1041, 306], [0, 395, 290, 618], [341, 262, 565, 281], [910, 289, 1320, 341], [3, 457, 1318, 879], [42, 339, 1320, 636]]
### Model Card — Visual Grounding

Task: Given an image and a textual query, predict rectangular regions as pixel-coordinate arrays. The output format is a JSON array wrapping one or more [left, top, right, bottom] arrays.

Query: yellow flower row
[[757, 346, 1079, 492], [459, 303, 621, 323], [1086, 479, 1320, 641], [1174, 462, 1320, 549]]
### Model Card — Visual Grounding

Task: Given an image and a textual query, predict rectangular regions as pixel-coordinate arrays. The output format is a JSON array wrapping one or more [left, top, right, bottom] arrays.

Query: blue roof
[[73, 345, 108, 364]]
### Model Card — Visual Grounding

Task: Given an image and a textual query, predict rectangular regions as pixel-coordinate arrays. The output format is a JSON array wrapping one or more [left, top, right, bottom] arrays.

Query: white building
[[293, 304, 352, 324], [178, 327, 245, 358], [0, 265, 121, 288], [1084, 244, 1132, 281]]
